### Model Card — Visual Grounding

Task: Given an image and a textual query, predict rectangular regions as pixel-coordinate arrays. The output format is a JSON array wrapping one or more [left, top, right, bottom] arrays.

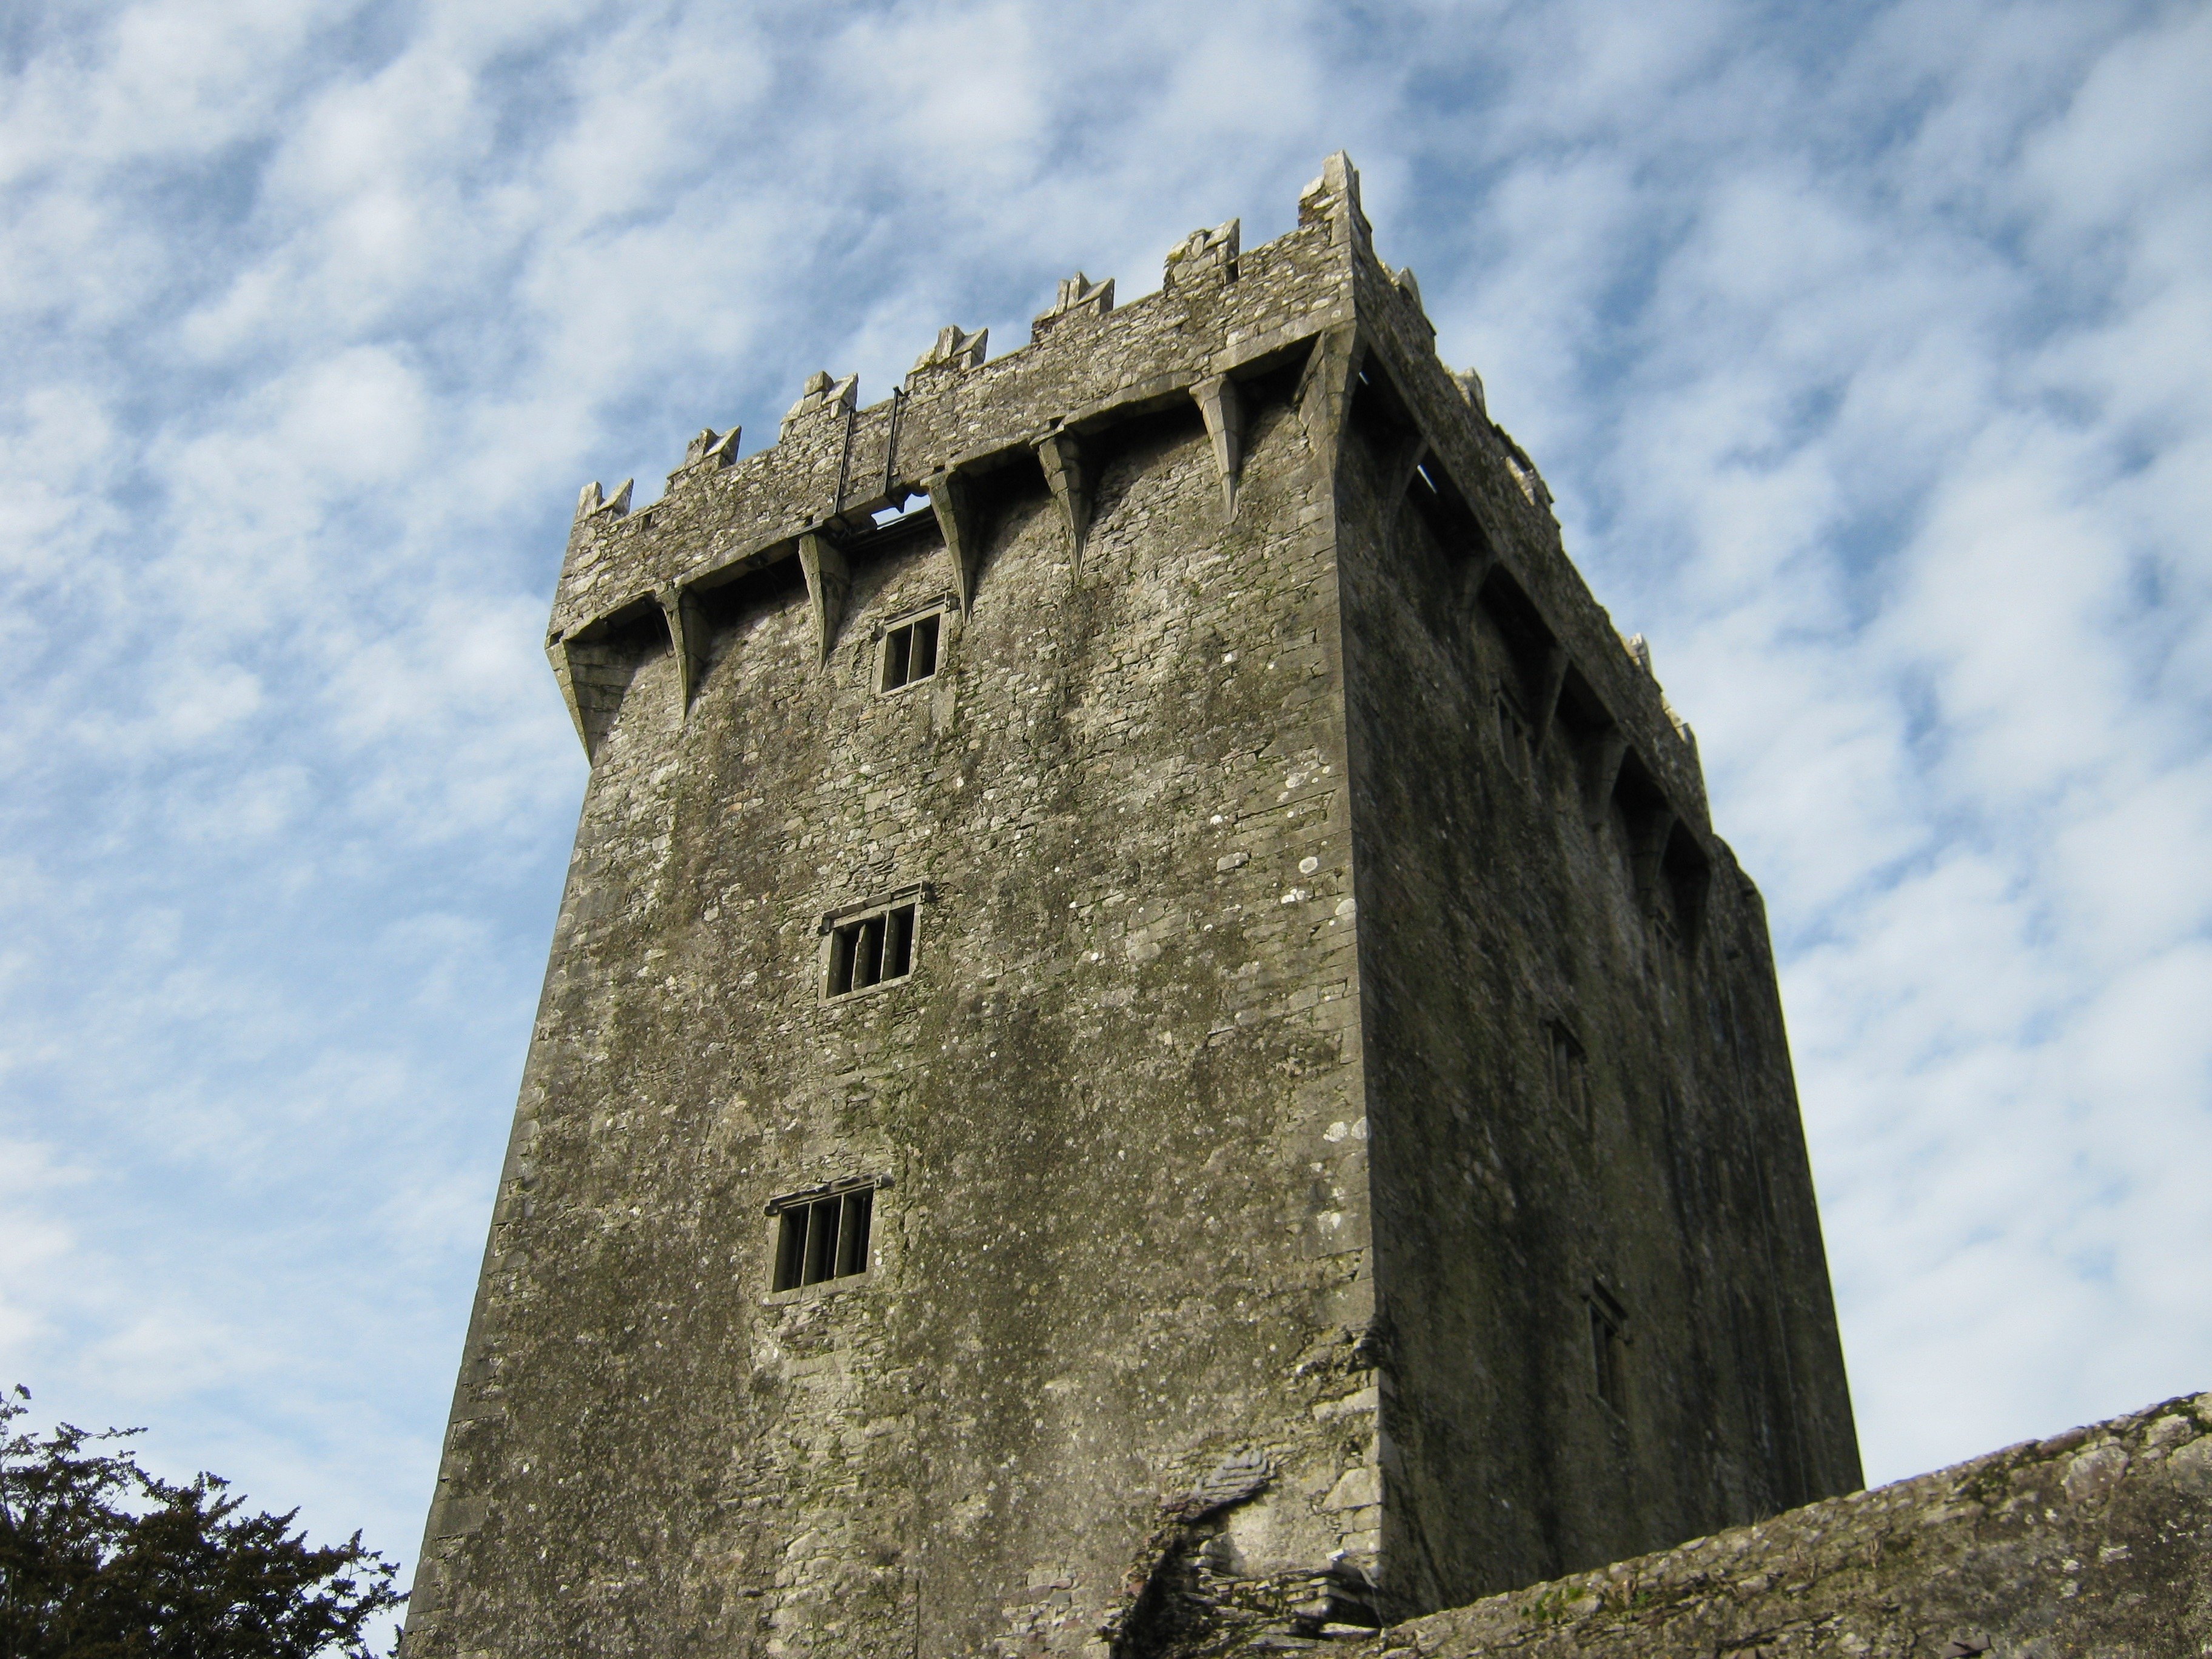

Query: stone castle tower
[[401, 155, 1860, 1659]]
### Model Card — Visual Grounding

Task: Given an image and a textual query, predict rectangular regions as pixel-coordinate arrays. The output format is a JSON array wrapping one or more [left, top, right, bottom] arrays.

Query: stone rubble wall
[[1267, 1393, 2212, 1658]]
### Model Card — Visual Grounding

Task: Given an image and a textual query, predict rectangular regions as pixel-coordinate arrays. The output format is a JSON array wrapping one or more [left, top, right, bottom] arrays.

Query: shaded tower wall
[[400, 155, 1858, 1659], [1318, 286, 1860, 1614]]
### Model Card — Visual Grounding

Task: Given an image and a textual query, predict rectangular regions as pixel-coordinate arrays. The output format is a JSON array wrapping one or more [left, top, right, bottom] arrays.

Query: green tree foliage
[[0, 1386, 404, 1657]]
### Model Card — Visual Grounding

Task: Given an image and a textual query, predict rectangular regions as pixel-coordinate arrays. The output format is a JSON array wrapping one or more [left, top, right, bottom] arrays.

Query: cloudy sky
[[4, 0, 2208, 1622]]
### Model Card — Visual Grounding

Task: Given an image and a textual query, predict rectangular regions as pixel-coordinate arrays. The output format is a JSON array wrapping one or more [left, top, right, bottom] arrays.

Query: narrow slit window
[[826, 902, 919, 998], [881, 612, 942, 692], [1549, 1024, 1589, 1131], [770, 1182, 876, 1291], [1589, 1285, 1626, 1413]]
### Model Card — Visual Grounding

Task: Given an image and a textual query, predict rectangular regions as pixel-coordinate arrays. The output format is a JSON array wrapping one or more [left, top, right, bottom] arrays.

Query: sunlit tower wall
[[400, 154, 1860, 1659]]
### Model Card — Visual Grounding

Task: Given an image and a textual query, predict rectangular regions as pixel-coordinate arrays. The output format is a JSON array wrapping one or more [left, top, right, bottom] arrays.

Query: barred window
[[771, 1181, 876, 1292], [827, 902, 917, 997]]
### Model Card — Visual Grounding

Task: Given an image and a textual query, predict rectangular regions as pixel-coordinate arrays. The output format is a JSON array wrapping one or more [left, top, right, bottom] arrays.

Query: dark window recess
[[771, 1185, 874, 1291], [1549, 1024, 1589, 1130], [881, 613, 942, 691], [827, 903, 917, 996], [1589, 1285, 1626, 1413]]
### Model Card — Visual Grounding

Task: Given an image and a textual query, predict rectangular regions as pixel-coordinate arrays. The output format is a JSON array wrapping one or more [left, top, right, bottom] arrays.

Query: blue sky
[[4, 0, 2209, 1627]]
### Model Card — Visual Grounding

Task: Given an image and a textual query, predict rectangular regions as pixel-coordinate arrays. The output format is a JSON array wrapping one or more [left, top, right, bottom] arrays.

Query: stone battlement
[[548, 153, 1708, 853]]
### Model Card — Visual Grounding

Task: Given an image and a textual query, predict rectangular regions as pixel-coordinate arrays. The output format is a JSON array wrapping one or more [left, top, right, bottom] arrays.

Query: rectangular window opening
[[1589, 1285, 1626, 1413], [881, 612, 942, 692], [770, 1181, 877, 1292], [826, 902, 919, 999]]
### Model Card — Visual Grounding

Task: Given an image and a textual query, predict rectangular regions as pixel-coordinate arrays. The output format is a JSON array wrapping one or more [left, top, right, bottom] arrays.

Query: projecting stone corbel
[[1190, 374, 1244, 520], [1581, 729, 1630, 828], [548, 636, 586, 753], [659, 585, 710, 712], [1452, 545, 1499, 618], [546, 598, 665, 763], [798, 531, 851, 666], [924, 469, 981, 612], [1530, 645, 1570, 756], [1035, 431, 1091, 567], [1387, 434, 1432, 504], [1296, 325, 1364, 476]]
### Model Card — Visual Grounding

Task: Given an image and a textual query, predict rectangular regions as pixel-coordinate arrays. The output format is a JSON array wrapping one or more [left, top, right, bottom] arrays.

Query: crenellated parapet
[[548, 152, 1709, 854]]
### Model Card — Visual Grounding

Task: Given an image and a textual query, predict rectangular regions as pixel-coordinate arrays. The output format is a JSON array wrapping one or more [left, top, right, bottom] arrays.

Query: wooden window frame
[[879, 607, 945, 694], [821, 887, 929, 1001]]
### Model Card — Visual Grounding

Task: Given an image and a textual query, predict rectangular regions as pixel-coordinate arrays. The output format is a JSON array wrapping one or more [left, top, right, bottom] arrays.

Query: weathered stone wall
[[403, 155, 1859, 1659], [1293, 1393, 2212, 1658], [1329, 368, 1858, 1621], [407, 324, 1389, 1659]]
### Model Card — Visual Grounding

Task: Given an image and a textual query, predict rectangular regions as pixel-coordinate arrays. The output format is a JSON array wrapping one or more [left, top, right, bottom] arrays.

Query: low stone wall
[[1286, 1393, 2212, 1658]]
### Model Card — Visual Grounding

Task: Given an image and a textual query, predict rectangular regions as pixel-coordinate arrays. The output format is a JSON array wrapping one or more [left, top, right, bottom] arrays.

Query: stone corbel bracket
[[1034, 429, 1091, 568], [547, 594, 666, 762], [1190, 374, 1244, 520], [798, 529, 851, 666], [923, 468, 981, 614], [1296, 324, 1367, 483], [659, 584, 711, 711]]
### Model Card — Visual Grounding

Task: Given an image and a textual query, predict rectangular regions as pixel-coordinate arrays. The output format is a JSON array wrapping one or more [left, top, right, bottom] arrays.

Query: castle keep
[[403, 156, 1861, 1659]]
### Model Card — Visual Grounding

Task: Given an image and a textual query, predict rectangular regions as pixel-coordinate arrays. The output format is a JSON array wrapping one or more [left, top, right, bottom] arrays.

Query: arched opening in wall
[[561, 596, 674, 757], [688, 552, 810, 672], [1552, 668, 1618, 815], [1604, 764, 1707, 953], [1473, 571, 1564, 781], [1610, 755, 1677, 931], [1076, 397, 1210, 518], [1343, 353, 1496, 617], [967, 446, 1053, 534]]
